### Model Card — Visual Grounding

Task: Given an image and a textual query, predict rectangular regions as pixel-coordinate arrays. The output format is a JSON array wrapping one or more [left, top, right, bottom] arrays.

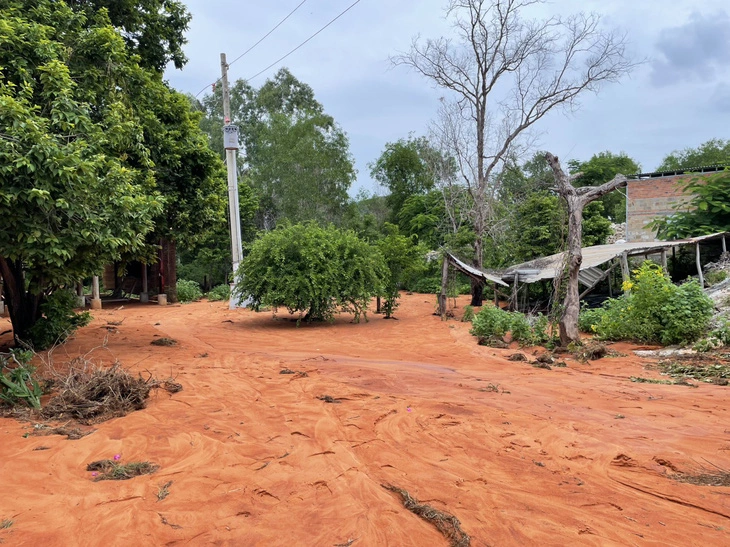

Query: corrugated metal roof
[[446, 252, 509, 287], [501, 232, 727, 284]]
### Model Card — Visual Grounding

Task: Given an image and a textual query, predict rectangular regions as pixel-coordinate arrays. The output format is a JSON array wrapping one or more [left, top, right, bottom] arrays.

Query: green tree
[[234, 223, 386, 322], [568, 151, 640, 222], [67, 0, 191, 71], [0, 2, 162, 343], [657, 138, 730, 171], [370, 136, 440, 221], [653, 170, 730, 239], [199, 68, 354, 228], [376, 224, 426, 318]]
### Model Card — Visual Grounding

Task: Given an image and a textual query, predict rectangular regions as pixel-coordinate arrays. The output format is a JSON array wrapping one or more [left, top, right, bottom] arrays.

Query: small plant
[[157, 480, 173, 501], [87, 458, 159, 481], [461, 305, 475, 323], [470, 306, 555, 347], [578, 306, 605, 333], [27, 290, 91, 350], [705, 270, 728, 286], [0, 349, 42, 409], [176, 280, 202, 303], [206, 284, 230, 302]]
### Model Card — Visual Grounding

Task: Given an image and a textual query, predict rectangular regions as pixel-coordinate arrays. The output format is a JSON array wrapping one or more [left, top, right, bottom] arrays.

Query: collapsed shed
[[439, 232, 728, 316]]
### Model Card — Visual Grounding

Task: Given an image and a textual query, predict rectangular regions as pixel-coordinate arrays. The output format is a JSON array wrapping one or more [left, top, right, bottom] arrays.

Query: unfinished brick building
[[625, 166, 726, 241]]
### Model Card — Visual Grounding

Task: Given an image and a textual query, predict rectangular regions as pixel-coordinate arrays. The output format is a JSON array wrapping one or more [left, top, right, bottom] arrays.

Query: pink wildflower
[[113, 454, 121, 461]]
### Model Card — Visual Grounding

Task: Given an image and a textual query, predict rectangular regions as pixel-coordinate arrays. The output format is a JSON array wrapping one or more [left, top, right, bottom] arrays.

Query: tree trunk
[[559, 197, 585, 346], [0, 257, 43, 345], [160, 238, 178, 303], [470, 221, 485, 307], [546, 152, 627, 346]]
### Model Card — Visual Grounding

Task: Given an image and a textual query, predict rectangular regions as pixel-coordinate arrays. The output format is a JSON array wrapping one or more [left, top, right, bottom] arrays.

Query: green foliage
[[470, 306, 553, 346], [376, 224, 426, 318], [207, 284, 230, 302], [68, 0, 192, 71], [653, 171, 730, 239], [0, 349, 42, 409], [584, 262, 713, 345], [568, 151, 640, 222], [409, 277, 442, 294], [28, 290, 91, 350], [234, 222, 387, 323], [176, 280, 202, 303], [370, 136, 447, 221], [508, 192, 566, 262], [199, 68, 353, 228], [578, 306, 605, 334], [706, 270, 728, 286], [657, 138, 730, 171], [461, 305, 475, 322]]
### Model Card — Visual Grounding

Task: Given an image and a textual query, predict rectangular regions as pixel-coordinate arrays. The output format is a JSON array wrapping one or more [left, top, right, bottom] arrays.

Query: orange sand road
[[1, 294, 729, 546]]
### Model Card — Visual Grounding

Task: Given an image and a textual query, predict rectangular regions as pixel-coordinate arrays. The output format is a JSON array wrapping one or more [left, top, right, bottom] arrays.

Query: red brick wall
[[626, 174, 696, 241]]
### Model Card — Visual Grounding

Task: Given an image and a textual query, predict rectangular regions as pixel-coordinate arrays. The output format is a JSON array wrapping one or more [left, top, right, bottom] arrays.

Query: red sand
[[1, 294, 729, 546]]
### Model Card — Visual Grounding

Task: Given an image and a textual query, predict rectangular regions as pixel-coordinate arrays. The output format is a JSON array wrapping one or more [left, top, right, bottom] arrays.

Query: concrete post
[[158, 293, 167, 306], [660, 249, 668, 272], [696, 242, 704, 288], [91, 275, 102, 310], [620, 252, 631, 291], [76, 282, 86, 308], [140, 263, 149, 303]]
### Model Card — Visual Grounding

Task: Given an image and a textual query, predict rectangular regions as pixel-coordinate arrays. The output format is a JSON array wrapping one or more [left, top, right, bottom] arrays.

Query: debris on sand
[[87, 459, 158, 481], [151, 337, 177, 346], [382, 484, 470, 547]]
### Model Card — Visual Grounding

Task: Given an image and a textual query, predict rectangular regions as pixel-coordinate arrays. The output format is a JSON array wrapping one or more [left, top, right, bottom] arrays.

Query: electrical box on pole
[[220, 53, 245, 309]]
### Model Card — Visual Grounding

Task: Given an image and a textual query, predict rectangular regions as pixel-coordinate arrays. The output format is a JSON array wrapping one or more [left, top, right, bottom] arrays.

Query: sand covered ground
[[1, 294, 729, 546]]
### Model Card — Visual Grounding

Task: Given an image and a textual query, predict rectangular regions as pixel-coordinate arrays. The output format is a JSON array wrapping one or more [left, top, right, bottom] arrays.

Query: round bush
[[176, 280, 202, 303]]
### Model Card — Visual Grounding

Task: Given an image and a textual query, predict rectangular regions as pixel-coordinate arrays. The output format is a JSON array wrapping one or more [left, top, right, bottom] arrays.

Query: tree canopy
[[657, 138, 730, 171], [198, 68, 355, 229], [0, 1, 163, 341]]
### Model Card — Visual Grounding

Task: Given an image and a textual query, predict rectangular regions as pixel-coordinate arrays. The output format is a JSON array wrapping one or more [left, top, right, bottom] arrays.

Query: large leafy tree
[[568, 151, 640, 222], [199, 68, 355, 229], [370, 136, 440, 221], [657, 138, 730, 171], [0, 2, 162, 342], [66, 0, 191, 71]]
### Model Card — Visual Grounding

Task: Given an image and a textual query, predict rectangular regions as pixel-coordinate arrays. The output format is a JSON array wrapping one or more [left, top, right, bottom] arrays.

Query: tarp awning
[[446, 252, 509, 287]]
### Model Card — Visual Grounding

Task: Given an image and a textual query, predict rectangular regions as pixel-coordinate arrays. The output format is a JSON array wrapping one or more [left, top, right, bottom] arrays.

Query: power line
[[246, 0, 363, 83], [194, 0, 309, 98]]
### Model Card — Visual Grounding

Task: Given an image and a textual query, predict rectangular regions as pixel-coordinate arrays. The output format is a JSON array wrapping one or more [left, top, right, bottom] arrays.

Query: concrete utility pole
[[220, 53, 245, 309]]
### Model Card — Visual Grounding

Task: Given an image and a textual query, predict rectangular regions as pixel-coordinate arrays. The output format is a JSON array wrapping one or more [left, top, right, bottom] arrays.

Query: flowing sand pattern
[[1, 294, 729, 545]]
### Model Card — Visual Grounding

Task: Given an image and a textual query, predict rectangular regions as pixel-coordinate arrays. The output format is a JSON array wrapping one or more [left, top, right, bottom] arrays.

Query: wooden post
[[91, 275, 102, 310], [494, 282, 499, 307], [140, 263, 149, 303], [660, 249, 668, 272], [608, 261, 613, 298], [510, 275, 519, 311], [723, 235, 727, 254], [438, 256, 449, 318], [620, 251, 630, 289], [696, 242, 704, 288]]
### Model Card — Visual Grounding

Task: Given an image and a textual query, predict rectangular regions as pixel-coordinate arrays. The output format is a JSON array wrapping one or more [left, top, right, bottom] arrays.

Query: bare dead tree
[[393, 0, 636, 305], [546, 152, 626, 345]]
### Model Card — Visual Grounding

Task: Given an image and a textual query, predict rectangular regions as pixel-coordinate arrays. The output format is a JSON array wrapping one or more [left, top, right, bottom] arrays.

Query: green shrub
[[28, 290, 91, 350], [0, 350, 42, 409], [578, 306, 606, 333], [207, 284, 230, 302], [470, 306, 554, 346], [461, 305, 475, 322], [705, 270, 728, 286], [409, 277, 442, 294], [177, 280, 202, 303], [590, 262, 713, 345], [234, 222, 387, 323]]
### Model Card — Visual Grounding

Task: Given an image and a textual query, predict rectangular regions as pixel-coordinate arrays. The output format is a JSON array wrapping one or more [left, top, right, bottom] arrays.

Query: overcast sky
[[165, 0, 730, 195]]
